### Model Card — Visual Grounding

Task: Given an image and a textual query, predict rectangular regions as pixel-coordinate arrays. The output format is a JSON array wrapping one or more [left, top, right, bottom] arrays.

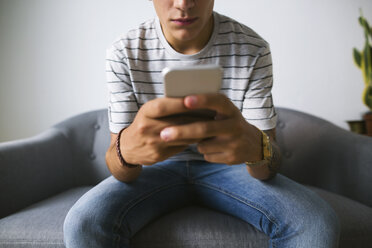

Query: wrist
[[245, 128, 272, 168], [116, 128, 141, 168]]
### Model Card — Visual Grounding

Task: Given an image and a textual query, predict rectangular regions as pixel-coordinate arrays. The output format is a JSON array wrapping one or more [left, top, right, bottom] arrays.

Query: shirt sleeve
[[242, 45, 277, 130], [106, 45, 139, 134]]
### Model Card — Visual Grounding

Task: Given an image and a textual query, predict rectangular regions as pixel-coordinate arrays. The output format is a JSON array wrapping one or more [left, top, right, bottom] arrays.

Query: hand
[[159, 94, 263, 165], [120, 97, 208, 165]]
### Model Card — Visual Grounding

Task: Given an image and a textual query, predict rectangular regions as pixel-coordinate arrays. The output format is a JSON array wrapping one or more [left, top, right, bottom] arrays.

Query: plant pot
[[363, 112, 372, 136], [347, 120, 366, 135]]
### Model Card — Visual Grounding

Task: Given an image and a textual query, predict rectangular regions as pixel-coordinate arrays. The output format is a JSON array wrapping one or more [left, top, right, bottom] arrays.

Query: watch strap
[[245, 129, 272, 167]]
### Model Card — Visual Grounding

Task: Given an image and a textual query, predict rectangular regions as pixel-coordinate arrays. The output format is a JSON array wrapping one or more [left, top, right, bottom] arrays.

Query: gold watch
[[245, 130, 272, 167]]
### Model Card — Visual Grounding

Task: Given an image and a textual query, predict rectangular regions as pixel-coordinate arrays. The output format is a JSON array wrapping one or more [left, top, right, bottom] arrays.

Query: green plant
[[353, 10, 372, 111]]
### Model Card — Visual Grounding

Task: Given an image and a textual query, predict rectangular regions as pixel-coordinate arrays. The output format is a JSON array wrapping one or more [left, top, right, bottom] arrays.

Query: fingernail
[[160, 128, 173, 141], [186, 96, 198, 107]]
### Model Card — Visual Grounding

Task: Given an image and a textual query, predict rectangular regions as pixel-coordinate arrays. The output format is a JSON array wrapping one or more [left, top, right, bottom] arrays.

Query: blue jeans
[[63, 160, 340, 248]]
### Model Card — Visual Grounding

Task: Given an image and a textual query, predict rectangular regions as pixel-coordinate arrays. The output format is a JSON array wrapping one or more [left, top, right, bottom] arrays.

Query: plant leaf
[[359, 16, 364, 26], [363, 44, 371, 84], [363, 85, 372, 111], [354, 48, 362, 67], [364, 17, 371, 32]]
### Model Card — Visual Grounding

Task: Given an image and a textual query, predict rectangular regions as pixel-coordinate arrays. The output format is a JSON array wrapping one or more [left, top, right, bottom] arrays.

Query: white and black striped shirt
[[106, 12, 277, 161]]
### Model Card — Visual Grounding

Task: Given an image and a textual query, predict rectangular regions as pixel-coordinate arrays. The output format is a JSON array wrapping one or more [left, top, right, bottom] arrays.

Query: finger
[[141, 145, 188, 166], [158, 114, 215, 126], [203, 152, 231, 165], [142, 97, 188, 119], [197, 137, 229, 154], [162, 146, 191, 163], [184, 94, 239, 118], [164, 138, 203, 146], [203, 151, 241, 165], [160, 119, 237, 141]]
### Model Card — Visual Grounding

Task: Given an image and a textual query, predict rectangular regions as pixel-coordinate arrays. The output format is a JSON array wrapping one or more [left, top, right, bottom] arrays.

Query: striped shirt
[[106, 11, 277, 161]]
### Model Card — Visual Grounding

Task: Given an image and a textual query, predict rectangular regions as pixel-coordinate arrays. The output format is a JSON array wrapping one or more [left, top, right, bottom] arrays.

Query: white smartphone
[[162, 64, 222, 98], [162, 64, 222, 119]]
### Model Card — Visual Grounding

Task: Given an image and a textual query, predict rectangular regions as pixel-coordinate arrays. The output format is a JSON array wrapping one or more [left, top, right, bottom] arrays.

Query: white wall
[[1, 0, 371, 142]]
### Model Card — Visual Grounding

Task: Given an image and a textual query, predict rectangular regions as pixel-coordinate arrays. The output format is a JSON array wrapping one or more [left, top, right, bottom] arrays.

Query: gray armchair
[[1, 107, 371, 248]]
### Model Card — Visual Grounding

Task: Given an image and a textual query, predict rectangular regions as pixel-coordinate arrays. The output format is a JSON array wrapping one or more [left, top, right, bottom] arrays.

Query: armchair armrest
[[0, 128, 74, 218], [276, 107, 372, 207]]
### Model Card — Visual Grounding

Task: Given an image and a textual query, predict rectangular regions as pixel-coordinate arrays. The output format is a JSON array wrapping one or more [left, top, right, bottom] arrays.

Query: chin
[[174, 30, 199, 42]]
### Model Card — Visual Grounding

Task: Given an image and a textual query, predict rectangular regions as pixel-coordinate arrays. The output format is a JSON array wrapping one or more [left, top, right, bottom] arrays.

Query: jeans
[[63, 160, 340, 248]]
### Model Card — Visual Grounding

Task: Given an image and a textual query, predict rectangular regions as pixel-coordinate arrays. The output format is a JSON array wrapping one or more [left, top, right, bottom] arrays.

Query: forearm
[[105, 138, 142, 183]]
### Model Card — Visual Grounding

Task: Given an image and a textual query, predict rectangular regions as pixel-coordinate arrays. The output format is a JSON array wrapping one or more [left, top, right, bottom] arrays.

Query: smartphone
[[162, 64, 222, 119], [162, 64, 222, 98]]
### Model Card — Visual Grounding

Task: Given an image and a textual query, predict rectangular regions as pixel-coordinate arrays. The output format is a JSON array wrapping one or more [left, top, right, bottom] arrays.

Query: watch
[[245, 130, 272, 167]]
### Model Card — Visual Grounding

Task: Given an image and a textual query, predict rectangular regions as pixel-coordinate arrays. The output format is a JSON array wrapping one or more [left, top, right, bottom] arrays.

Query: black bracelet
[[116, 128, 140, 168]]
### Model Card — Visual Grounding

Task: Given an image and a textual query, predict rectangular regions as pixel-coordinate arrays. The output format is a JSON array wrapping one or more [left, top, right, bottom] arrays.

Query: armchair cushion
[[0, 188, 89, 248], [1, 185, 371, 248]]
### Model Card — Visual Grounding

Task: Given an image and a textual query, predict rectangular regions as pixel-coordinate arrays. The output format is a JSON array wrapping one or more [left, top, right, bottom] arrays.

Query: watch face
[[262, 133, 272, 160]]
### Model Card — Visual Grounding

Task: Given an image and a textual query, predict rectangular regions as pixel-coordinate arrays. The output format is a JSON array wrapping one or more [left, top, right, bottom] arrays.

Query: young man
[[64, 1, 340, 247]]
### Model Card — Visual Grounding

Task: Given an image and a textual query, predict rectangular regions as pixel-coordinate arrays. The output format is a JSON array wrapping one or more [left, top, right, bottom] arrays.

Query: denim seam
[[194, 181, 280, 240], [113, 182, 188, 248]]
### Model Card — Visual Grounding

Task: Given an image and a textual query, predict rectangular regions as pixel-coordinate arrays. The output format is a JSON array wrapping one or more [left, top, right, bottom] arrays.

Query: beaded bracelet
[[116, 128, 140, 168]]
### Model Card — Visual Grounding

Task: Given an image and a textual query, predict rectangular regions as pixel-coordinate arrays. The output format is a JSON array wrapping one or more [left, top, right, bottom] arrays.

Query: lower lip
[[172, 18, 197, 26]]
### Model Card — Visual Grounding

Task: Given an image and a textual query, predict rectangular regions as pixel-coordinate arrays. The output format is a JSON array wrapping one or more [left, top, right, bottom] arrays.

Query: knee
[[277, 189, 341, 247], [63, 198, 111, 248], [63, 203, 93, 248], [63, 193, 132, 248], [298, 195, 341, 247], [311, 200, 340, 237]]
